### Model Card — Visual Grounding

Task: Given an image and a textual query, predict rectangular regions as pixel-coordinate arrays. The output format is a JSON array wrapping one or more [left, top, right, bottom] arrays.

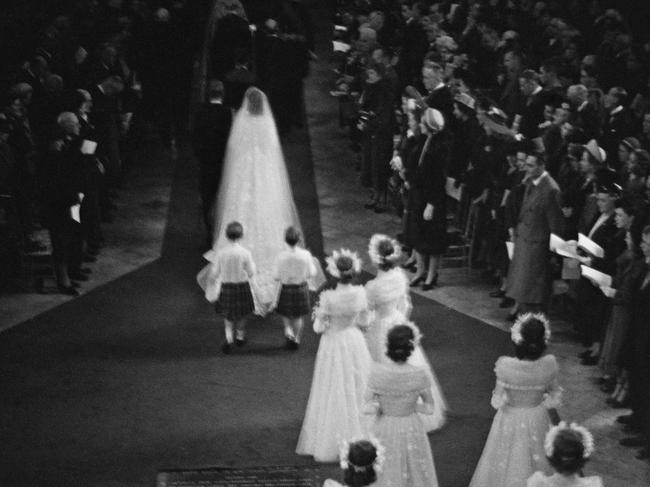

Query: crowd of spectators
[[0, 0, 200, 295], [330, 0, 650, 460]]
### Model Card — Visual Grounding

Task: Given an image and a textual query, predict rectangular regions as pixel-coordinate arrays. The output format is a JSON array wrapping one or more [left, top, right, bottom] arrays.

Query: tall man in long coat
[[192, 80, 232, 246], [506, 150, 564, 313]]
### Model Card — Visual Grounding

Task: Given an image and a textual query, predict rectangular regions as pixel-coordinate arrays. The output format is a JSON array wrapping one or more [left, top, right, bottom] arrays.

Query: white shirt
[[532, 170, 548, 186], [212, 242, 256, 283], [273, 246, 317, 284]]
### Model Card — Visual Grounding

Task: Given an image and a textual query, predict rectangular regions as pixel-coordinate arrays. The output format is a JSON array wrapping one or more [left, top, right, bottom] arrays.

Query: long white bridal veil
[[208, 87, 320, 305]]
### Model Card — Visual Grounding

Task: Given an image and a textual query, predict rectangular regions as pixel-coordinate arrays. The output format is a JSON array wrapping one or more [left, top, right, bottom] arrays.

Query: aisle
[[0, 5, 511, 487]]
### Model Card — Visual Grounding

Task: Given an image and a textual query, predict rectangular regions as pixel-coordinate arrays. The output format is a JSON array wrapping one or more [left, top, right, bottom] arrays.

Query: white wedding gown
[[203, 88, 323, 308]]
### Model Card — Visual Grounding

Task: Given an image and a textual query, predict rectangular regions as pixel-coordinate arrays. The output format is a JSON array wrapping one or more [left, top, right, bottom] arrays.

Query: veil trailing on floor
[[203, 87, 323, 310]]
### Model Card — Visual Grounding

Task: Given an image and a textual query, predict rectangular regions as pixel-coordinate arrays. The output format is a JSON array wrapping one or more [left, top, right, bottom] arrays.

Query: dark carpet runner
[[0, 3, 510, 487]]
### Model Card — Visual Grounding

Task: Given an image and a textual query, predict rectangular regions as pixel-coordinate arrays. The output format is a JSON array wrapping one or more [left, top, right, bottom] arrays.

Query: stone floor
[[1, 57, 648, 487]]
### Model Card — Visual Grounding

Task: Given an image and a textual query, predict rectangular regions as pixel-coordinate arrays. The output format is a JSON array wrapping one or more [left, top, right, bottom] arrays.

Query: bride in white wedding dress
[[203, 87, 321, 309]]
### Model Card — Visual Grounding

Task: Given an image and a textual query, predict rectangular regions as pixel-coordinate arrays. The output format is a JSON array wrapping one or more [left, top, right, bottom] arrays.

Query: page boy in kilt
[[272, 226, 317, 350], [211, 221, 256, 354]]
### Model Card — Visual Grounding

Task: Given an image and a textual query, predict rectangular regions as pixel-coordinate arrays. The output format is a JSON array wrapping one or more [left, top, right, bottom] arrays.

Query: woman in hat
[[296, 249, 372, 462], [403, 108, 449, 290]]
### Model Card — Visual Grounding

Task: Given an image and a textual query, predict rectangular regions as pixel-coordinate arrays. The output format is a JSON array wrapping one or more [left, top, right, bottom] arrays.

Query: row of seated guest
[[0, 1, 195, 295], [330, 0, 650, 460]]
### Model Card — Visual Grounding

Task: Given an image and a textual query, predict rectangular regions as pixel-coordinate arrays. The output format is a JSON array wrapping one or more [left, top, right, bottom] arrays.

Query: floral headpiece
[[368, 234, 402, 266], [544, 421, 595, 459], [339, 436, 386, 473], [326, 248, 362, 279], [404, 320, 423, 347], [511, 312, 551, 345]]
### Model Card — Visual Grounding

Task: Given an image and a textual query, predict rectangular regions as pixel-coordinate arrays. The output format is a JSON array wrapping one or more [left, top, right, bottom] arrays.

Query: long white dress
[[296, 284, 373, 462], [366, 362, 439, 487], [527, 472, 603, 487], [202, 87, 323, 307], [469, 355, 562, 487], [364, 267, 447, 431]]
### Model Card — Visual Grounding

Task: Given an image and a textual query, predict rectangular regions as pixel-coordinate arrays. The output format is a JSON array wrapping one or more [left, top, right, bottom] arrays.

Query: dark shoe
[[221, 342, 232, 354], [600, 382, 616, 394], [57, 285, 79, 296], [617, 414, 637, 425], [421, 282, 435, 291], [235, 338, 246, 347], [409, 275, 425, 287], [499, 297, 515, 308], [286, 338, 299, 351], [581, 355, 599, 366], [635, 448, 650, 460], [69, 273, 89, 282], [608, 398, 630, 408], [364, 202, 377, 210], [490, 289, 506, 298], [620, 436, 645, 447]]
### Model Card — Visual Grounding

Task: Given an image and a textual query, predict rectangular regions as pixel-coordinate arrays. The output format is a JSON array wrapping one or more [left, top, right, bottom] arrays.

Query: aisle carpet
[[0, 5, 510, 487]]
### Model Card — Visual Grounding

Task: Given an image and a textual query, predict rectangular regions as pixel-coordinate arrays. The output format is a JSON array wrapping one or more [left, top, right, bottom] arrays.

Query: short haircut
[[225, 221, 243, 240], [614, 197, 635, 215], [285, 226, 301, 246], [208, 79, 225, 99], [609, 86, 628, 104]]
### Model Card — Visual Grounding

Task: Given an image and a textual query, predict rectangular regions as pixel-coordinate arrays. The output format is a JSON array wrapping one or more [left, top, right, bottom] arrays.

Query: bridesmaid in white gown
[[527, 422, 602, 487], [469, 313, 562, 487], [322, 438, 384, 487], [365, 324, 439, 487], [364, 234, 447, 431], [296, 249, 372, 462]]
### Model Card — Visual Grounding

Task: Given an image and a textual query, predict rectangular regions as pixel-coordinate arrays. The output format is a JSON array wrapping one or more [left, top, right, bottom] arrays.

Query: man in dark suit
[[397, 1, 427, 87], [423, 61, 453, 122], [567, 84, 601, 143], [192, 80, 233, 245], [618, 225, 650, 459], [506, 149, 564, 313], [517, 69, 547, 139], [601, 86, 633, 170]]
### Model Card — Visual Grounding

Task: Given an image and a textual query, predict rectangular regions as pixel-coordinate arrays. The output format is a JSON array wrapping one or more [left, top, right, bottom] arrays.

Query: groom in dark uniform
[[192, 80, 233, 245]]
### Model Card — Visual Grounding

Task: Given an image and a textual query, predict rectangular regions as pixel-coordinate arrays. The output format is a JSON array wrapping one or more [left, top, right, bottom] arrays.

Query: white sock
[[224, 322, 234, 343], [236, 329, 245, 341]]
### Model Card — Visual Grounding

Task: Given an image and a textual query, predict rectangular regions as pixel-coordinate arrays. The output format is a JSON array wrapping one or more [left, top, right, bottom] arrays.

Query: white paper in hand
[[505, 241, 514, 260], [445, 177, 462, 201], [580, 265, 612, 287], [578, 233, 604, 258], [70, 204, 81, 223], [332, 41, 351, 52], [80, 140, 97, 155], [600, 286, 617, 298]]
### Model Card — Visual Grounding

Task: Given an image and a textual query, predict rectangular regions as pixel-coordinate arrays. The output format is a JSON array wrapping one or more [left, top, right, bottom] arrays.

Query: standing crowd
[[0, 0, 201, 294], [329, 0, 650, 462]]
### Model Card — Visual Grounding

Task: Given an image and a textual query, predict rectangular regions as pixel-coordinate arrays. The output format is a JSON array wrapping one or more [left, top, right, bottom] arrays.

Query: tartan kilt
[[216, 282, 255, 321], [276, 283, 311, 318]]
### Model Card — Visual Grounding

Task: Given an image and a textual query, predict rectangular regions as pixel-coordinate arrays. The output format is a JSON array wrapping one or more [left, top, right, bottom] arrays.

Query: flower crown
[[339, 436, 386, 473], [544, 421, 595, 459], [326, 249, 362, 279], [368, 234, 402, 266], [403, 320, 423, 347], [511, 312, 551, 345]]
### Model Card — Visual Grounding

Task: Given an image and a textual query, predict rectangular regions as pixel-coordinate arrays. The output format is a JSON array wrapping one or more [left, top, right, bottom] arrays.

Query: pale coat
[[507, 172, 564, 304]]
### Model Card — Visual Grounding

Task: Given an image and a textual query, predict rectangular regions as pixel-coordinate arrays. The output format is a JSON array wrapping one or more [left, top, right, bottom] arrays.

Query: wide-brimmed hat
[[583, 139, 606, 164], [479, 106, 514, 137], [422, 107, 445, 131]]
